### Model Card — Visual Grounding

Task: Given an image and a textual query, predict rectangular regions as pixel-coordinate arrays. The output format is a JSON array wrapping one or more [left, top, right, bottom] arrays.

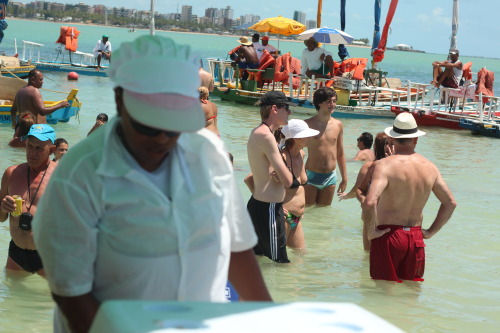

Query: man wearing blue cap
[[34, 35, 271, 333], [93, 34, 112, 70], [0, 124, 56, 276]]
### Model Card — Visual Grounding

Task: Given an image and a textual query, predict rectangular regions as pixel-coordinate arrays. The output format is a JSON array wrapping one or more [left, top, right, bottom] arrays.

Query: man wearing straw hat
[[301, 37, 335, 79], [33, 35, 271, 333], [362, 112, 457, 283]]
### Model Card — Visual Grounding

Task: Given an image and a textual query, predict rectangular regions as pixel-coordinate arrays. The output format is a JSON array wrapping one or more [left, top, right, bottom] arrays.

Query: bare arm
[[244, 173, 255, 193], [10, 100, 18, 129], [339, 162, 371, 201], [33, 90, 70, 116], [336, 124, 348, 193], [52, 293, 100, 333], [0, 167, 15, 222], [361, 163, 390, 240], [422, 172, 457, 239], [262, 134, 293, 188], [229, 250, 272, 301]]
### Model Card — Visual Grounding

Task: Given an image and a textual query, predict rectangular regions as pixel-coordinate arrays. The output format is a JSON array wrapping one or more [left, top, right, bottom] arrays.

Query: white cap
[[107, 35, 204, 132], [281, 119, 319, 139]]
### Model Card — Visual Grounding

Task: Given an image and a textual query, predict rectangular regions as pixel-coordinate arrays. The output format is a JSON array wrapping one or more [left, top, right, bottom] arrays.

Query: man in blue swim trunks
[[304, 87, 348, 206]]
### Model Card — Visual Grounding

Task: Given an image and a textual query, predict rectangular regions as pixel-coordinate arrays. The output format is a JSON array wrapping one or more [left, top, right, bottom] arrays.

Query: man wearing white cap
[[431, 49, 462, 88], [33, 35, 271, 333], [362, 112, 456, 283]]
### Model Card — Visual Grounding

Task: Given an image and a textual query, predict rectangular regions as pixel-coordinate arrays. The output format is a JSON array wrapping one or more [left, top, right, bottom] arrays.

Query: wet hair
[[313, 87, 337, 110], [198, 86, 209, 100], [358, 132, 373, 149], [54, 138, 68, 148], [252, 33, 260, 41], [96, 113, 108, 122], [373, 132, 388, 160], [17, 113, 36, 137], [28, 69, 41, 81]]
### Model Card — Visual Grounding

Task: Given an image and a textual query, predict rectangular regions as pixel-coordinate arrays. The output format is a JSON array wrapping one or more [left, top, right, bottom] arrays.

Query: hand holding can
[[11, 195, 23, 217]]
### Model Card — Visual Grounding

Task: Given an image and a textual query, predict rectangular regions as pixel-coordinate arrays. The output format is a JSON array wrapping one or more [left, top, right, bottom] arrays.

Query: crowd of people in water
[[0, 35, 457, 332]]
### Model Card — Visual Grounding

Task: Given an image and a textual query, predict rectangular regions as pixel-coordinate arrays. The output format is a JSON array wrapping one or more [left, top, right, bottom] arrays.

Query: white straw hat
[[107, 35, 204, 132], [384, 112, 426, 138], [282, 119, 319, 139]]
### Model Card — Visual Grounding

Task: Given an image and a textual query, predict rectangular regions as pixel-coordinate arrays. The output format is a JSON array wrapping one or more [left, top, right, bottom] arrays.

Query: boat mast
[[150, 0, 155, 35], [449, 0, 459, 53], [317, 0, 322, 28]]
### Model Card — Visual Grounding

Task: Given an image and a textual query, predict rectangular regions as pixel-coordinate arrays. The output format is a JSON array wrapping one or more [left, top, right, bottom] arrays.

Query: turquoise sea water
[[1, 20, 499, 332]]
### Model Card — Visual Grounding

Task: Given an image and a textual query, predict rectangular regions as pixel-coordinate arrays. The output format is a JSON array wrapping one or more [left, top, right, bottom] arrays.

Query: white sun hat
[[281, 119, 319, 139], [384, 112, 426, 138], [107, 35, 204, 132]]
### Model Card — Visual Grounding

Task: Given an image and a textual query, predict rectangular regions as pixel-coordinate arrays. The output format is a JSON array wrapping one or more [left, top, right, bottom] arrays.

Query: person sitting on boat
[[93, 34, 112, 70], [352, 132, 375, 162], [10, 69, 70, 128], [301, 37, 335, 79], [229, 37, 259, 80], [431, 50, 462, 88], [261, 36, 278, 58], [252, 33, 265, 61]]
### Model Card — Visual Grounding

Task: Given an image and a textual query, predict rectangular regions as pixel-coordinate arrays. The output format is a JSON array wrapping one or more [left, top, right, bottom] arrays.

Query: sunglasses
[[277, 104, 290, 111], [129, 116, 180, 137]]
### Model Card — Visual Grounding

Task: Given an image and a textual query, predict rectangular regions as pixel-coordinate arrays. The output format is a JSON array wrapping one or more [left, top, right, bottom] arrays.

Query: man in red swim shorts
[[361, 112, 457, 282]]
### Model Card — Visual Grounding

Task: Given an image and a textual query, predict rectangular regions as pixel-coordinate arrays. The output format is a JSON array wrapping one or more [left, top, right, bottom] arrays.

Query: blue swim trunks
[[306, 170, 337, 190]]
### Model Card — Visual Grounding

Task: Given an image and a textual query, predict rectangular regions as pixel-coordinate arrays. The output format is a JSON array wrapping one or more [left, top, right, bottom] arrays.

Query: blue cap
[[24, 124, 56, 144]]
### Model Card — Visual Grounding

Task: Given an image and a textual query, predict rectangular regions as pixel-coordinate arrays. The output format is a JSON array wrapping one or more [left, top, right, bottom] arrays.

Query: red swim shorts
[[370, 225, 426, 283]]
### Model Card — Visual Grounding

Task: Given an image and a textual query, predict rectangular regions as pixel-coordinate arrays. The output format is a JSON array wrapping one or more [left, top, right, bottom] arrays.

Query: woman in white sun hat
[[279, 119, 319, 249]]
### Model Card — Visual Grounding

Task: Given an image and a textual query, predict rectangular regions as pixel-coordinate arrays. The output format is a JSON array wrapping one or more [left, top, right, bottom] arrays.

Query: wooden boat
[[392, 90, 500, 130], [20, 26, 108, 77], [459, 118, 500, 138], [0, 76, 82, 124], [0, 55, 36, 78]]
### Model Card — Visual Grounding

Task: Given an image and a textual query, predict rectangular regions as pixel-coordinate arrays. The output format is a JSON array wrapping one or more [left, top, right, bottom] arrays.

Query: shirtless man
[[362, 112, 456, 282], [247, 91, 294, 263], [0, 124, 57, 276], [198, 86, 219, 136], [304, 87, 347, 206], [352, 132, 375, 162], [233, 37, 259, 80], [10, 69, 70, 128], [431, 50, 463, 88]]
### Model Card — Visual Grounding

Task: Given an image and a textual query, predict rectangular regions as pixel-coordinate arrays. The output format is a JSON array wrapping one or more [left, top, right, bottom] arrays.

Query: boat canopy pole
[[317, 0, 322, 28], [371, 0, 382, 65], [449, 0, 459, 54], [338, 0, 349, 61], [150, 0, 155, 36]]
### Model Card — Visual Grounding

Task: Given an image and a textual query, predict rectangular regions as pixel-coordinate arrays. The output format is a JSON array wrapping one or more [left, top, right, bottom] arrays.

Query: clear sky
[[14, 0, 500, 58]]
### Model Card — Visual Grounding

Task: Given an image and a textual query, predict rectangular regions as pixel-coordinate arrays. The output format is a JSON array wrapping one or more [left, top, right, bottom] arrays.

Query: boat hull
[[34, 62, 107, 77], [459, 119, 500, 138], [212, 87, 395, 119], [392, 106, 469, 130]]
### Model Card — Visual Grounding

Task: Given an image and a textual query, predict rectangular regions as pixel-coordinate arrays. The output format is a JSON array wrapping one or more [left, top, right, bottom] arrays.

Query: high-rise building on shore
[[180, 5, 192, 22], [293, 11, 306, 25], [306, 20, 317, 29]]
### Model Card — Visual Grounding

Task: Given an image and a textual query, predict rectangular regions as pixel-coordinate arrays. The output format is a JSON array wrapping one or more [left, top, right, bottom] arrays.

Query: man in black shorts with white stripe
[[246, 91, 296, 263]]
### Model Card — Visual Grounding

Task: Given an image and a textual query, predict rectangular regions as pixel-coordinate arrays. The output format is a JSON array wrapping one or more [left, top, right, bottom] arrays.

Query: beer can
[[11, 195, 23, 217]]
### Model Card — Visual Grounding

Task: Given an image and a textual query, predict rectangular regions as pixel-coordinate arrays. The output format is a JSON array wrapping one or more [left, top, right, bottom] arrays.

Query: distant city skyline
[[7, 0, 500, 58]]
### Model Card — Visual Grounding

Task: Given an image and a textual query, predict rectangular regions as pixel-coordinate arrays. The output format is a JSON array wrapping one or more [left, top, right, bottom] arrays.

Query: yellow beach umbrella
[[249, 16, 306, 36], [249, 16, 306, 50]]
